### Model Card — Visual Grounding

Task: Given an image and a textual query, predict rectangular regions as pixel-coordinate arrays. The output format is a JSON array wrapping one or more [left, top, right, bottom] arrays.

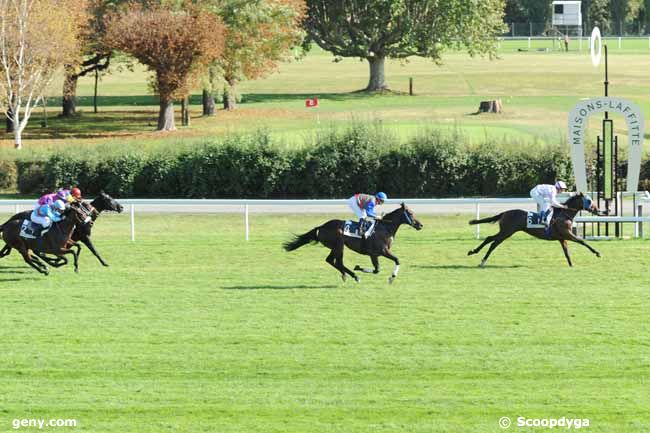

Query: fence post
[[528, 37, 531, 49], [244, 204, 249, 241], [638, 205, 643, 238], [475, 202, 480, 239], [409, 77, 413, 96], [130, 204, 135, 242], [618, 37, 622, 49]]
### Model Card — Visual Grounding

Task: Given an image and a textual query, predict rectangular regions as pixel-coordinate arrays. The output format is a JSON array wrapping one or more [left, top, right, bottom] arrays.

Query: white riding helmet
[[555, 180, 567, 191]]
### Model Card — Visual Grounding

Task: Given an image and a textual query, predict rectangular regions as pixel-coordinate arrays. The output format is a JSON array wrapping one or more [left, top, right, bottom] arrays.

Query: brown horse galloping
[[467, 193, 600, 267], [0, 191, 123, 267], [0, 202, 92, 275], [284, 203, 423, 283]]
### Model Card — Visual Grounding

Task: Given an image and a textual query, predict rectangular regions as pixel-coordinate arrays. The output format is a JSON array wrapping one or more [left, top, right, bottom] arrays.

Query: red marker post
[[306, 97, 320, 124]]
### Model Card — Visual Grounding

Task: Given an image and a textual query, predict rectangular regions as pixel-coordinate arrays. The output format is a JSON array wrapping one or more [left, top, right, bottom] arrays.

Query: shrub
[[15, 125, 650, 199], [0, 160, 17, 191], [16, 161, 47, 195]]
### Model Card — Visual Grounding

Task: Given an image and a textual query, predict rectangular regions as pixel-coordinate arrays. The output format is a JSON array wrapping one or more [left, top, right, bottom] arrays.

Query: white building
[[552, 1, 582, 26]]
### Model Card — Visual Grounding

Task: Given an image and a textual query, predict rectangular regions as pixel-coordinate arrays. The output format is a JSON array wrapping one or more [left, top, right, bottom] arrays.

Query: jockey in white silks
[[530, 180, 568, 229]]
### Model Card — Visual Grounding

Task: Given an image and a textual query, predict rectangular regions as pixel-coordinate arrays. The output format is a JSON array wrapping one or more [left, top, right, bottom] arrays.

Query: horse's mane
[[562, 193, 584, 207]]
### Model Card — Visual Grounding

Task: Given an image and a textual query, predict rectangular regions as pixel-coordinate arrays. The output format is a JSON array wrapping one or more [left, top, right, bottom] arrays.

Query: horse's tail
[[469, 213, 504, 225], [283, 227, 319, 251]]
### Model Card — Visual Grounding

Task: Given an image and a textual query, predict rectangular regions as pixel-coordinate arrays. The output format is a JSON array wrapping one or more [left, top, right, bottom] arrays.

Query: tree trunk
[[223, 79, 237, 111], [93, 69, 99, 114], [181, 96, 190, 126], [6, 106, 13, 133], [62, 70, 79, 117], [477, 99, 503, 114], [365, 56, 388, 91], [14, 120, 22, 149], [202, 89, 215, 116], [157, 98, 176, 131]]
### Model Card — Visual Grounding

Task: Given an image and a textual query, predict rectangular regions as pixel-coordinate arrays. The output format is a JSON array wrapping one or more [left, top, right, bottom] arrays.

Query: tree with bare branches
[[105, 3, 225, 131], [0, 0, 87, 149]]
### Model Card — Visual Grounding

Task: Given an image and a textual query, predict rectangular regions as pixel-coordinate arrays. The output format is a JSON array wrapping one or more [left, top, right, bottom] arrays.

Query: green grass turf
[[3, 41, 650, 154], [0, 212, 648, 432]]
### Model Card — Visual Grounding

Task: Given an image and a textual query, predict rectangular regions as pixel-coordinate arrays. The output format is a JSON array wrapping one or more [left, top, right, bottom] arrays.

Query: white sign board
[[568, 97, 644, 192]]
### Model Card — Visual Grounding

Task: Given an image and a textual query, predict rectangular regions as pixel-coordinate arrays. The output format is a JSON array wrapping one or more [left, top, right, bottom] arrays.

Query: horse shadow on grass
[[414, 264, 524, 270], [0, 266, 31, 274], [223, 284, 338, 290]]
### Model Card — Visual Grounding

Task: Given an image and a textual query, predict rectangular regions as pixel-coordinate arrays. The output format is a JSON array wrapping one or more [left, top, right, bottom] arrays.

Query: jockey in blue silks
[[347, 192, 387, 238], [30, 199, 66, 237]]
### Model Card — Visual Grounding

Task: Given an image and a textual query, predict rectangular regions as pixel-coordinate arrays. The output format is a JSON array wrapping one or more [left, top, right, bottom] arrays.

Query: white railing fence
[[1, 195, 649, 241]]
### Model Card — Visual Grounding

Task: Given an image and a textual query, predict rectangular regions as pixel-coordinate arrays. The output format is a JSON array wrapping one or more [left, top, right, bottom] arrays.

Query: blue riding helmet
[[376, 192, 388, 202], [582, 195, 593, 210]]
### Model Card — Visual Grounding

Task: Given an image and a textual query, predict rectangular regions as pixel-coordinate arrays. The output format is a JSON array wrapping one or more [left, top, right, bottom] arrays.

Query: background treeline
[[0, 125, 584, 198], [505, 0, 650, 35]]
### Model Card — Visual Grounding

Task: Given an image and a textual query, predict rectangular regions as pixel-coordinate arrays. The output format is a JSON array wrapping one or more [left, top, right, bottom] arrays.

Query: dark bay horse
[[284, 203, 423, 283], [0, 203, 92, 275], [467, 193, 600, 267], [0, 191, 123, 267]]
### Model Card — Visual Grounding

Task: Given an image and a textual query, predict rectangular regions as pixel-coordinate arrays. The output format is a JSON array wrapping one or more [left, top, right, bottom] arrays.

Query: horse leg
[[325, 250, 346, 281], [479, 232, 514, 268], [559, 240, 573, 267], [334, 250, 359, 283], [55, 247, 80, 273], [20, 249, 49, 275], [68, 244, 81, 273], [354, 255, 380, 274], [35, 252, 67, 267], [565, 232, 601, 258], [82, 237, 108, 267], [467, 235, 497, 256], [0, 245, 11, 258], [381, 249, 400, 284]]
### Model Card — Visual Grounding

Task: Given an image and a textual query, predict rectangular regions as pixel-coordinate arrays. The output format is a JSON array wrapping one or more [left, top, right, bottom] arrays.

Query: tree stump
[[477, 99, 503, 114]]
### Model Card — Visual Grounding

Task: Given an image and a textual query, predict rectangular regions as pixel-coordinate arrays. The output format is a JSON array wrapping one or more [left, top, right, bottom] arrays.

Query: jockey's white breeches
[[530, 188, 552, 214], [347, 196, 367, 219], [30, 210, 52, 228]]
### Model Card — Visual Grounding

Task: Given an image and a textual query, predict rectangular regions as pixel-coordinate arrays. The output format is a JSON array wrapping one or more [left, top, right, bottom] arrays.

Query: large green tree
[[304, 0, 506, 92], [589, 0, 611, 33]]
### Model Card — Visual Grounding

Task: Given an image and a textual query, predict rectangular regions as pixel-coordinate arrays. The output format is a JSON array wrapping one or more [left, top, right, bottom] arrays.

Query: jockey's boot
[[364, 219, 375, 239], [33, 224, 44, 238], [543, 210, 553, 237], [359, 218, 367, 238]]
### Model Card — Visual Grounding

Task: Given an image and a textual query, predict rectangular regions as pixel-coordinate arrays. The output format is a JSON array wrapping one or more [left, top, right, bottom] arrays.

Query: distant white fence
[[2, 194, 649, 241]]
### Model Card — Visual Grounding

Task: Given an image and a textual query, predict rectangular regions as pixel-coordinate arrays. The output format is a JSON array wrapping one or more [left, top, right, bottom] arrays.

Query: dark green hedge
[[3, 127, 582, 198]]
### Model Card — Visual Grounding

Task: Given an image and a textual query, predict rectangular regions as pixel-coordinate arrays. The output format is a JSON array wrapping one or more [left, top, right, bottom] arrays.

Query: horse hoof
[[341, 274, 347, 282], [467, 250, 474, 256], [353, 276, 360, 283], [354, 265, 361, 271], [102, 263, 110, 267], [596, 253, 601, 258], [388, 276, 395, 284], [479, 261, 486, 268]]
